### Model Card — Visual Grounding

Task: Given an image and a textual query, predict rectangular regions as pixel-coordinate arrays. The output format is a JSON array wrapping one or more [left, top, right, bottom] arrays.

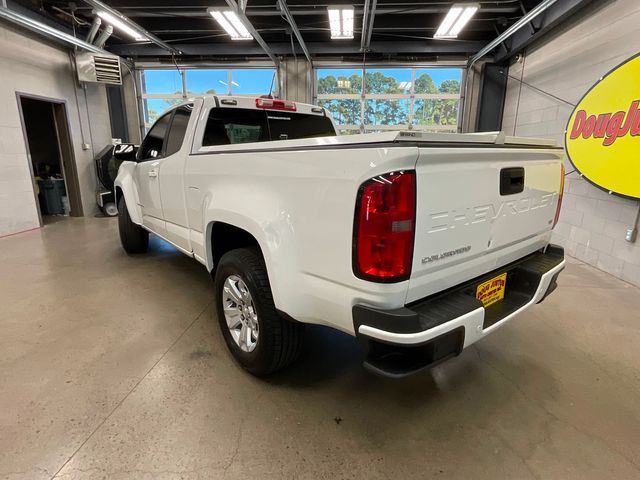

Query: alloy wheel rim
[[222, 275, 259, 353]]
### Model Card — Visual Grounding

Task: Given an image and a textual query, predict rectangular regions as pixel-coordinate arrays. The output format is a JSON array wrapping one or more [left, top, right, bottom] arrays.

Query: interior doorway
[[17, 94, 83, 224]]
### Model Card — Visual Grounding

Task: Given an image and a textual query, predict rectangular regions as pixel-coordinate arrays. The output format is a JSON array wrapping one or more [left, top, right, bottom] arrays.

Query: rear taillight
[[255, 98, 297, 111], [353, 171, 416, 282], [553, 164, 565, 229]]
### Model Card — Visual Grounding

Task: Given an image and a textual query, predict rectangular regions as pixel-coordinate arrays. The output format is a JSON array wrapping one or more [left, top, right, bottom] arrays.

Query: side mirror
[[113, 143, 139, 162]]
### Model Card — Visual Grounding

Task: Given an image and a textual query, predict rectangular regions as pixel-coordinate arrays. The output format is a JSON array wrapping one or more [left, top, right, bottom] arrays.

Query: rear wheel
[[214, 248, 303, 376], [117, 196, 148, 254]]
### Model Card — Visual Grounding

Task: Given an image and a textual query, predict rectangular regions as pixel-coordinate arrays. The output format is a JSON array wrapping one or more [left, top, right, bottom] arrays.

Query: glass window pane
[[316, 68, 362, 94], [144, 99, 174, 124], [165, 105, 193, 156], [413, 99, 459, 127], [186, 70, 228, 95], [266, 112, 336, 140], [139, 111, 173, 161], [231, 69, 276, 95], [415, 68, 462, 94], [202, 108, 269, 146], [317, 99, 360, 126], [365, 68, 412, 94], [364, 99, 409, 126], [142, 70, 183, 95]]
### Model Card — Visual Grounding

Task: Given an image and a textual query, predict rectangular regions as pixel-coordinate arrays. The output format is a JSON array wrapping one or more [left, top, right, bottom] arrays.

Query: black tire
[[117, 196, 149, 254], [214, 248, 303, 376]]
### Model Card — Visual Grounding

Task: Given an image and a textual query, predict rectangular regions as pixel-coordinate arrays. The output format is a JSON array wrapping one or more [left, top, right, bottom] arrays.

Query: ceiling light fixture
[[434, 3, 479, 39], [96, 10, 147, 41], [208, 8, 253, 41], [327, 6, 354, 40]]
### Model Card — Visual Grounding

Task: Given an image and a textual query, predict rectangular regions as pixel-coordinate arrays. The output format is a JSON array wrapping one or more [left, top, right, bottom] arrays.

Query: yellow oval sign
[[565, 53, 640, 199]]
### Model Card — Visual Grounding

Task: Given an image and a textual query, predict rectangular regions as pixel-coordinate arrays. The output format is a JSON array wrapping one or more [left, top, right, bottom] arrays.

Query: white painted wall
[[502, 0, 640, 287], [0, 22, 112, 236]]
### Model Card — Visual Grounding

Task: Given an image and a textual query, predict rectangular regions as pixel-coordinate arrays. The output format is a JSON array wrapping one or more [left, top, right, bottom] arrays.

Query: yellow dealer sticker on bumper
[[565, 53, 640, 199], [476, 273, 507, 308]]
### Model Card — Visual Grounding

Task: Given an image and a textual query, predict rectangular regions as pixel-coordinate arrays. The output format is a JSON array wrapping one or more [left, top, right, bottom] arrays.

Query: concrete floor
[[1, 217, 640, 480]]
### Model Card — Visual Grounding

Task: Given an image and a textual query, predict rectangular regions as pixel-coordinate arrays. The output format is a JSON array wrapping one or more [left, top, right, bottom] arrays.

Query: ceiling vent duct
[[76, 52, 122, 85]]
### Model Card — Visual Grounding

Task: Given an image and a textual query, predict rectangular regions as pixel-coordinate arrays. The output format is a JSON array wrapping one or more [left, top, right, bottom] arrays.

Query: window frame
[[137, 109, 175, 162], [201, 107, 270, 147], [192, 98, 338, 153], [314, 65, 464, 134], [138, 66, 277, 134], [199, 105, 337, 148], [164, 104, 194, 157]]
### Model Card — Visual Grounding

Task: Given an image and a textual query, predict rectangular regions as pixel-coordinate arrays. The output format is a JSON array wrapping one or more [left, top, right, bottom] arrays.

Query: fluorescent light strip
[[327, 7, 354, 39], [223, 11, 252, 39], [434, 3, 479, 39], [450, 6, 479, 36], [434, 7, 463, 38], [342, 8, 354, 38], [97, 11, 147, 41], [208, 8, 253, 41], [328, 8, 342, 38]]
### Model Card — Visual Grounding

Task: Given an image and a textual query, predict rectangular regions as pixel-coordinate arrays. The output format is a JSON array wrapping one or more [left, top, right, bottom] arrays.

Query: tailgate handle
[[500, 167, 525, 195]]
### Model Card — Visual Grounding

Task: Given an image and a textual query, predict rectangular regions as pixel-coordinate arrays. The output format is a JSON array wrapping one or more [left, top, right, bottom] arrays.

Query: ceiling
[[7, 0, 576, 60]]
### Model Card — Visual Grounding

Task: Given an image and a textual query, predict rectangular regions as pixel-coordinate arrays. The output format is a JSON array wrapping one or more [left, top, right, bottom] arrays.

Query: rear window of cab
[[202, 107, 336, 146]]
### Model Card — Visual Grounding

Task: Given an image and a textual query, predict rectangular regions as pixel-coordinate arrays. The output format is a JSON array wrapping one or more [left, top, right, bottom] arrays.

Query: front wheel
[[214, 248, 303, 376], [117, 196, 149, 254]]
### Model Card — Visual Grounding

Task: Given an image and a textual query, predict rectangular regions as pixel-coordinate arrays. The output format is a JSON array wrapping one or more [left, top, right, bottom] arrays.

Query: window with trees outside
[[140, 68, 277, 131], [315, 67, 462, 135]]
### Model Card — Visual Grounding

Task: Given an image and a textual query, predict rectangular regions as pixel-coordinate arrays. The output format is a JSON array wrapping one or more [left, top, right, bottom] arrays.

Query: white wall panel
[[0, 22, 112, 236], [502, 0, 640, 287]]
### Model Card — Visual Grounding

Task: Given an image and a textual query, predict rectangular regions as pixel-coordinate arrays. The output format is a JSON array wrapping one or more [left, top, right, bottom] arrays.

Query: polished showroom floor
[[1, 217, 639, 479]]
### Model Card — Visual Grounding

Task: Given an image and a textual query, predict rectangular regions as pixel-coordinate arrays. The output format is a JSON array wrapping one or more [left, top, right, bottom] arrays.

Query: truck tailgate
[[407, 147, 564, 303]]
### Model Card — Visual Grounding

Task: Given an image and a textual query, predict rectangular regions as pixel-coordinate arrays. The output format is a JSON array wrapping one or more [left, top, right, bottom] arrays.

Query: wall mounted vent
[[76, 52, 122, 85]]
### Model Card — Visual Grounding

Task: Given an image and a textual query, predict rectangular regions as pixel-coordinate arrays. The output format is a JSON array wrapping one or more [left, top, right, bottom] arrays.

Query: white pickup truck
[[114, 95, 566, 378]]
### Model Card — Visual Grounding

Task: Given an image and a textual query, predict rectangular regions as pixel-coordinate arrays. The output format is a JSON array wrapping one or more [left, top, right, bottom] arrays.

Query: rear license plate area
[[476, 273, 507, 307]]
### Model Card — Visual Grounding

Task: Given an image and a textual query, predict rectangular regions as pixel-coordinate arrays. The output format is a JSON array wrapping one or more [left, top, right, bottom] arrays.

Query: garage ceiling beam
[[80, 0, 179, 54], [492, 0, 600, 63], [108, 39, 486, 57], [360, 0, 377, 52], [468, 0, 559, 69], [225, 0, 279, 66], [278, 0, 312, 65], [77, 5, 522, 18], [132, 16, 501, 35]]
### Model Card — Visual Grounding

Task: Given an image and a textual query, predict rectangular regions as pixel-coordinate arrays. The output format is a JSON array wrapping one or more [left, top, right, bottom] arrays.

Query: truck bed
[[195, 130, 561, 155]]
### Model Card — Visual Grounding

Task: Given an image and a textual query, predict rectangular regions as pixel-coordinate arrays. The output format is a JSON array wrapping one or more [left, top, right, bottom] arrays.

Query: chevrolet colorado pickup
[[114, 95, 566, 378]]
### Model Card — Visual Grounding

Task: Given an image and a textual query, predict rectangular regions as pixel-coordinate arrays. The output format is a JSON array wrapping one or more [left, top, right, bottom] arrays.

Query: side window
[[138, 111, 172, 161], [165, 104, 193, 156], [202, 108, 269, 147]]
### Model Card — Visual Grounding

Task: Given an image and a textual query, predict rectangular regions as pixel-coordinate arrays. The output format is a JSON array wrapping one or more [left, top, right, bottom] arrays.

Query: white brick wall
[[0, 22, 112, 236], [502, 0, 640, 287]]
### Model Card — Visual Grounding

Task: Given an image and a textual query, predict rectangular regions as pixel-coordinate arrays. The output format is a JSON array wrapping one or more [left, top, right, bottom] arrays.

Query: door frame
[[16, 92, 84, 224]]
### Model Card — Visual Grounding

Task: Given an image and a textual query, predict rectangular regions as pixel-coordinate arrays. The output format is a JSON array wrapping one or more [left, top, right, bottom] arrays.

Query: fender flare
[[203, 211, 292, 311], [203, 213, 273, 273], [114, 161, 143, 225]]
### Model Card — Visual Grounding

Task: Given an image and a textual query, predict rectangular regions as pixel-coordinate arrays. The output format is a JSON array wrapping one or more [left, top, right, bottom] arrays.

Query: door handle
[[500, 167, 524, 195], [148, 169, 158, 178]]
